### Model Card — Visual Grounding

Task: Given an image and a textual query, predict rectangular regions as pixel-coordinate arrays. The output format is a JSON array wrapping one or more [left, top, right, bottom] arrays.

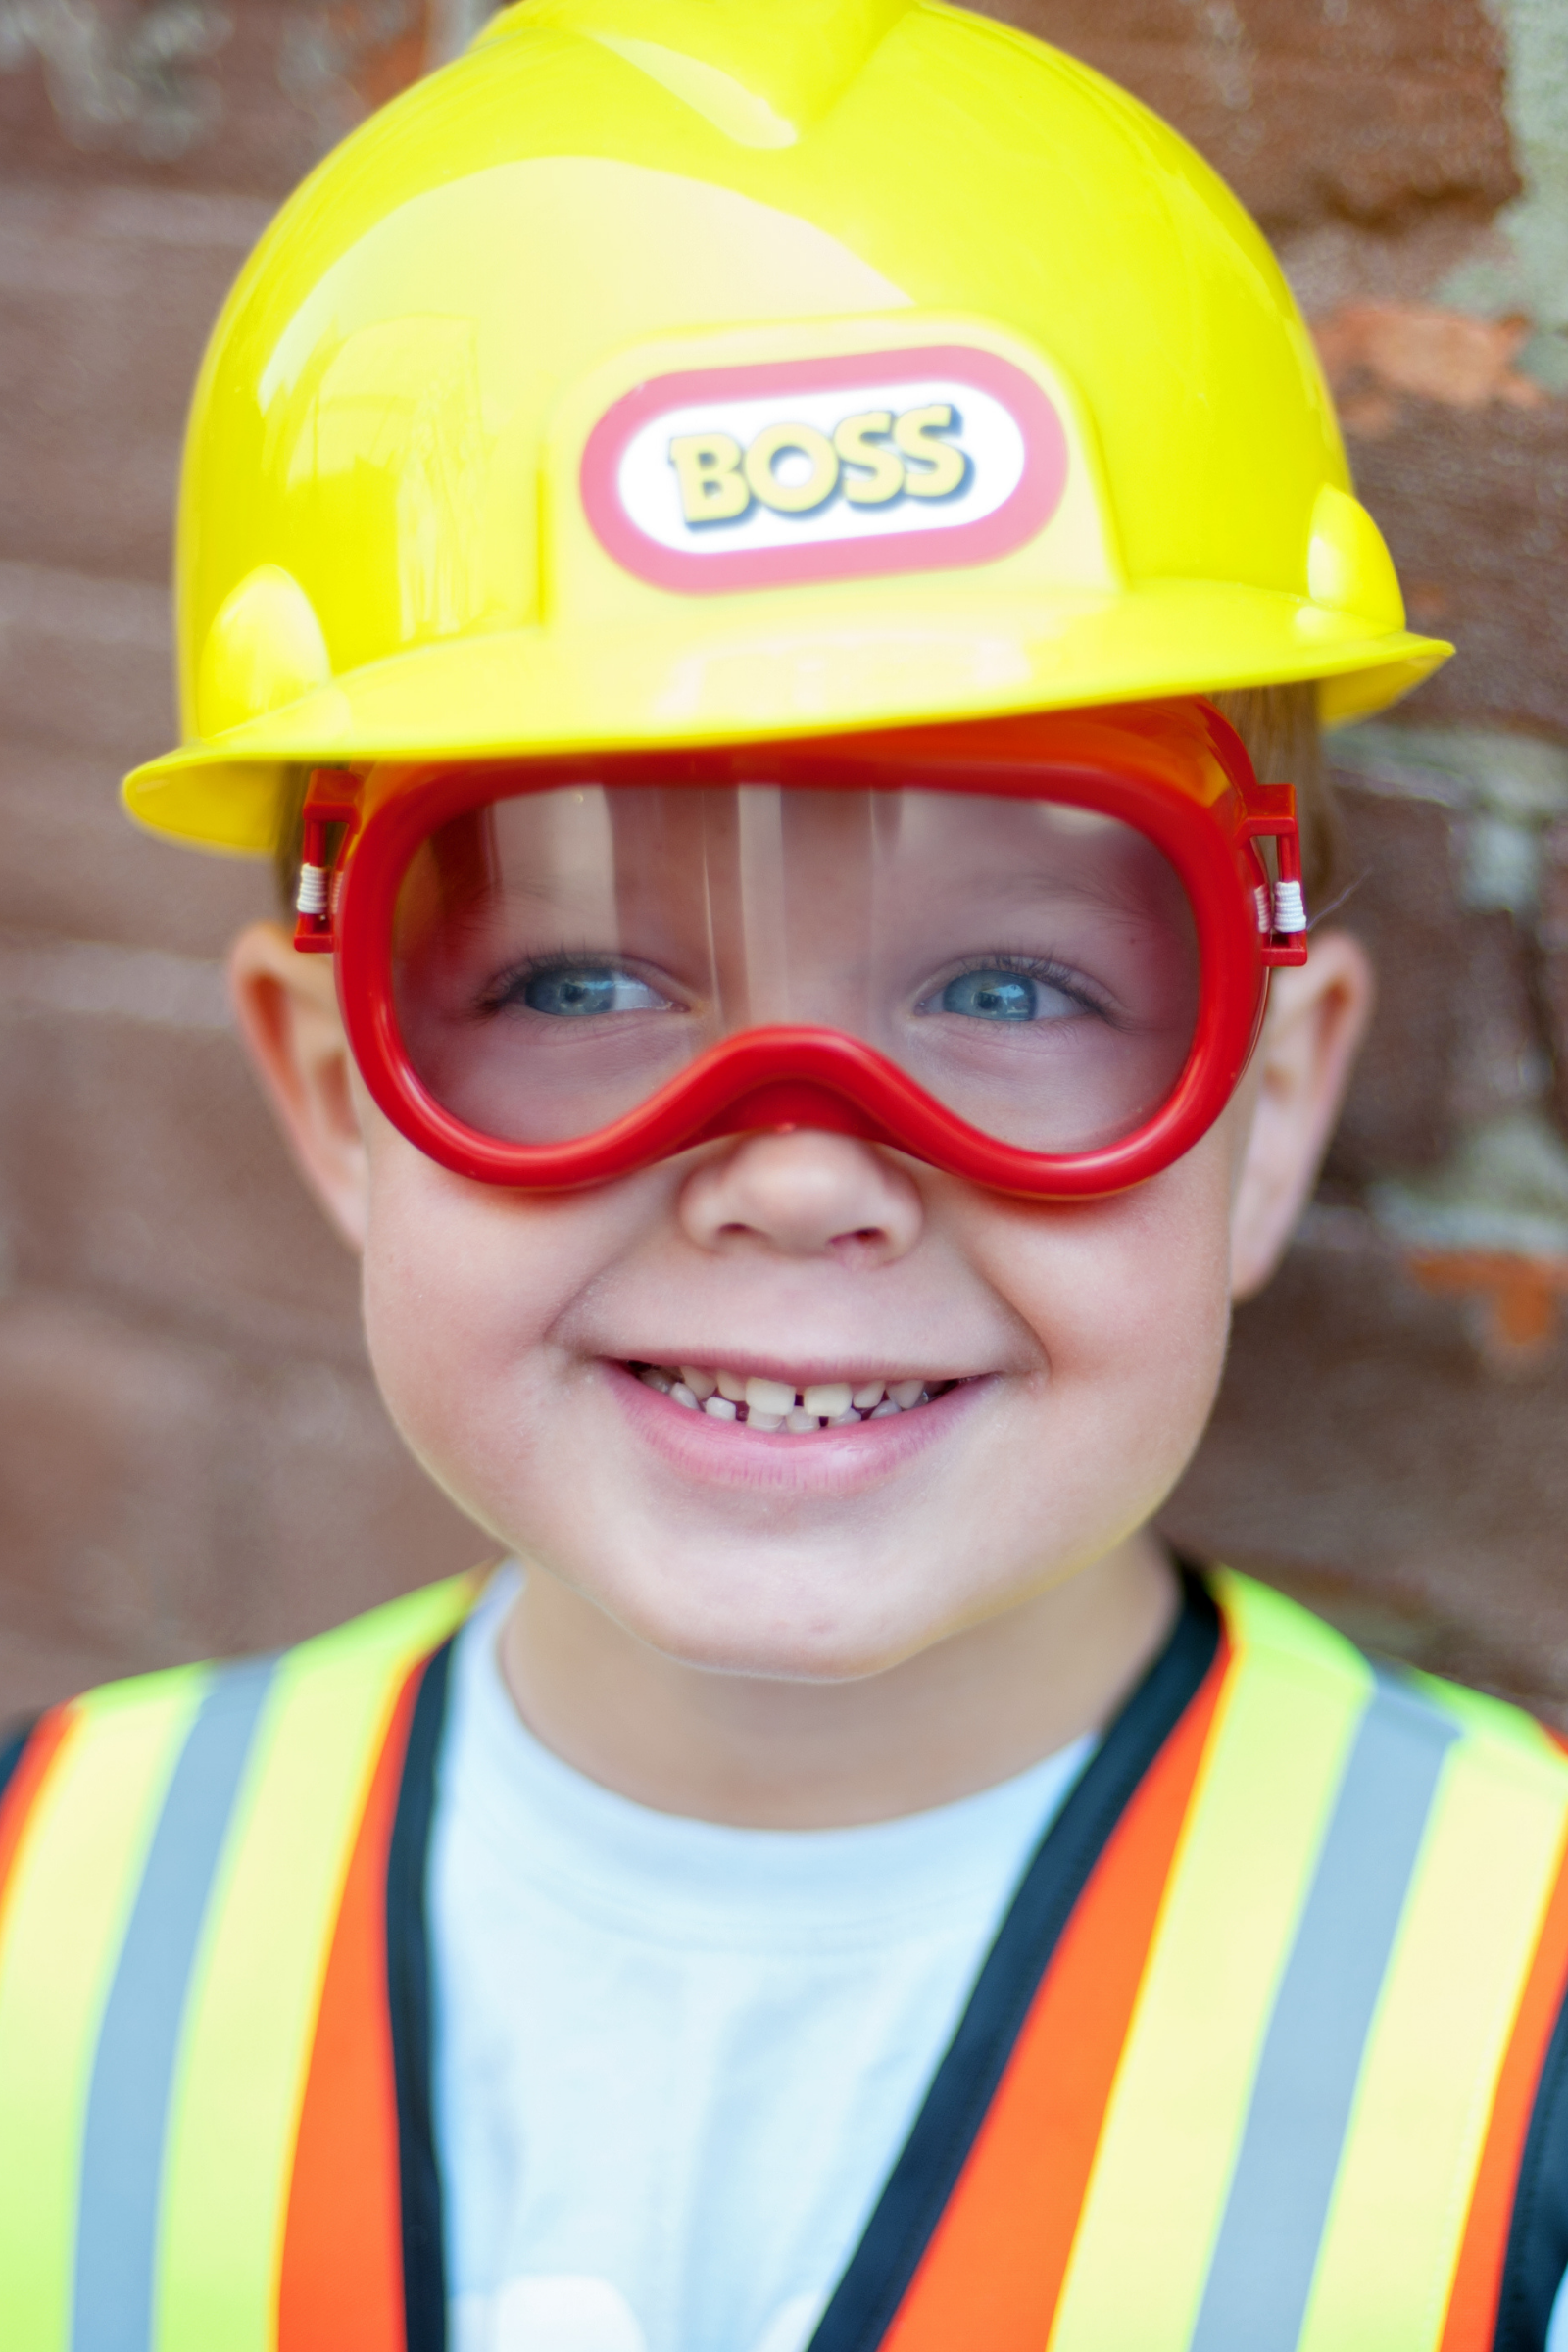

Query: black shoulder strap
[[1496, 1981, 1568, 2349], [807, 1571, 1221, 2352], [0, 1717, 42, 1809], [387, 1638, 457, 2352]]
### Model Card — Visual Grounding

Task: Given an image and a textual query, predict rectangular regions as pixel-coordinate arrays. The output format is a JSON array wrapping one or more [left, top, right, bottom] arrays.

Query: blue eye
[[518, 966, 667, 1016], [941, 970, 1040, 1021], [930, 966, 1089, 1022]]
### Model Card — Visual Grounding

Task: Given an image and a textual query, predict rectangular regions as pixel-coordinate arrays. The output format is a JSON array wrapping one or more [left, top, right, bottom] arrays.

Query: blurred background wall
[[2, 0, 1566, 1723]]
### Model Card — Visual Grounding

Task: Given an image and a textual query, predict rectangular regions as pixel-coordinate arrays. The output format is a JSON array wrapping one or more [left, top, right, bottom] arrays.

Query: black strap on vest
[[384, 1579, 1220, 2352], [804, 1569, 1220, 2352], [388, 1638, 458, 2352], [1497, 1982, 1568, 2349]]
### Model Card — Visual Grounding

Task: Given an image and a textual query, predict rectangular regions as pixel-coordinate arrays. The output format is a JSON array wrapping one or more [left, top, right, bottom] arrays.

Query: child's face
[[234, 855, 1368, 1684], [360, 1109, 1234, 1678]]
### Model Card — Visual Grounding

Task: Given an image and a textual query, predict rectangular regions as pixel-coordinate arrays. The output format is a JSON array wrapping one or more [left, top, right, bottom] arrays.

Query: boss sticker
[[581, 347, 1068, 594]]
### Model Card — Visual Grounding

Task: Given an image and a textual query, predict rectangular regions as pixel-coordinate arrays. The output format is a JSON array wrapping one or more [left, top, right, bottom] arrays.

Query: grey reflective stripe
[[71, 1656, 277, 2352], [1189, 1672, 1460, 2352]]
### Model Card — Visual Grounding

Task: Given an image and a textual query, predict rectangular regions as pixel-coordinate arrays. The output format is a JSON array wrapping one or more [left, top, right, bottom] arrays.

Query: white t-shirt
[[429, 1571, 1092, 2352]]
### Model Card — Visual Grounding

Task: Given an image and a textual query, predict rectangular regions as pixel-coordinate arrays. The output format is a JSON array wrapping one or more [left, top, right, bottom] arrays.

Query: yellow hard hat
[[124, 0, 1450, 856]]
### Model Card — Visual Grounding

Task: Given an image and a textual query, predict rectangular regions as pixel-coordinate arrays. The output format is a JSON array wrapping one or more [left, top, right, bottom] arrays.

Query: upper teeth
[[633, 1362, 938, 1427]]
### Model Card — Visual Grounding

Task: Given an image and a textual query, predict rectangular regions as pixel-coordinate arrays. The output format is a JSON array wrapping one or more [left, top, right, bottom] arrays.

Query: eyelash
[[924, 951, 1115, 1020], [477, 948, 674, 1016]]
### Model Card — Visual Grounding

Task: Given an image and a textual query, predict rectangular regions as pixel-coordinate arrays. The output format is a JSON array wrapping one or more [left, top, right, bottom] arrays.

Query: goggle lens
[[390, 783, 1200, 1156]]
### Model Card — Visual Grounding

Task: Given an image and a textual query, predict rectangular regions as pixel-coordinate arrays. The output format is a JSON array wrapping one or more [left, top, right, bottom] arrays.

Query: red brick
[[1315, 777, 1545, 1183], [215, 1351, 485, 1655], [0, 1289, 479, 1696], [0, 0, 328, 200], [0, 741, 271, 956], [0, 995, 365, 1358], [1343, 398, 1568, 740], [0, 561, 173, 760], [0, 1290, 233, 1662], [1315, 304, 1544, 418], [1323, 785, 1465, 1179], [0, 185, 269, 584], [1164, 1212, 1568, 1713], [1543, 819, 1568, 1137], [981, 0, 1516, 234]]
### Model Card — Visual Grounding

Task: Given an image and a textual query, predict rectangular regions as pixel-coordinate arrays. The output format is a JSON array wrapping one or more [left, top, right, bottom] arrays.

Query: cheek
[[355, 1131, 611, 1483], [970, 1135, 1236, 1458]]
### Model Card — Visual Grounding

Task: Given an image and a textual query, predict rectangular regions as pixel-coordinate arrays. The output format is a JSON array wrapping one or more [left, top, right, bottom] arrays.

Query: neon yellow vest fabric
[[2, 1570, 1567, 2352], [0, 1576, 472, 2352]]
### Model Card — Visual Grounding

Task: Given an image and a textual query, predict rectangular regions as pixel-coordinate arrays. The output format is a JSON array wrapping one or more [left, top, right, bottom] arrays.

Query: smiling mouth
[[625, 1361, 962, 1432]]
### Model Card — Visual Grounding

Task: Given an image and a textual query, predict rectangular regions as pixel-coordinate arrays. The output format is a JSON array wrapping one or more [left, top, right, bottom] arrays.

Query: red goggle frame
[[293, 701, 1306, 1198]]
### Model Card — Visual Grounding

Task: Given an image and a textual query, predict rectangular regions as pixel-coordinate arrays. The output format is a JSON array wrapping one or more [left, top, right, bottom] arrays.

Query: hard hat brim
[[123, 580, 1450, 855]]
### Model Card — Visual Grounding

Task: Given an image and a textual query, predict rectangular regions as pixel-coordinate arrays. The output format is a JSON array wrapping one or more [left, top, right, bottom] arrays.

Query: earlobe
[[227, 920, 369, 1251], [1229, 929, 1375, 1301]]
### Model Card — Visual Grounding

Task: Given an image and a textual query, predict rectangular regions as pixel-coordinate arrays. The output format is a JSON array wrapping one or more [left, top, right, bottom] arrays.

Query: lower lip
[[604, 1360, 989, 1494]]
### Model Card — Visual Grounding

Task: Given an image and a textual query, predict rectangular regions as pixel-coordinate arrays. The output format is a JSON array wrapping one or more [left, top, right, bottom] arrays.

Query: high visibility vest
[[4, 1568, 1568, 2352]]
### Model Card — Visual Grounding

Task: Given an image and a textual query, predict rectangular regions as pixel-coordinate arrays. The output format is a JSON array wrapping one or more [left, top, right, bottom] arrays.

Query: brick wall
[[2, 0, 1566, 1721]]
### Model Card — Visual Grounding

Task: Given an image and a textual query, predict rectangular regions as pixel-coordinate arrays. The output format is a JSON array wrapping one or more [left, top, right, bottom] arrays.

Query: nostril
[[678, 1132, 925, 1262], [829, 1226, 894, 1262]]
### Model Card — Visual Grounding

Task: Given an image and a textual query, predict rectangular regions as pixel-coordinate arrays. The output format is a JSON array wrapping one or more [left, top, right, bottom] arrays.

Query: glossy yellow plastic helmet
[[124, 0, 1450, 855]]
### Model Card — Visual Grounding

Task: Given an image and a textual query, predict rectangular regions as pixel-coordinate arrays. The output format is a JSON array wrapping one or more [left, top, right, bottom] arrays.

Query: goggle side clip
[[293, 769, 363, 955]]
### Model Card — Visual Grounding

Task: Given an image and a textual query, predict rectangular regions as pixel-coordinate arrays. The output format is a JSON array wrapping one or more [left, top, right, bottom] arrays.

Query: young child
[[4, 4, 1567, 2349]]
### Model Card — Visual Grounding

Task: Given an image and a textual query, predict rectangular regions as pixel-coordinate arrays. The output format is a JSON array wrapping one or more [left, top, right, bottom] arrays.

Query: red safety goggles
[[293, 699, 1306, 1199]]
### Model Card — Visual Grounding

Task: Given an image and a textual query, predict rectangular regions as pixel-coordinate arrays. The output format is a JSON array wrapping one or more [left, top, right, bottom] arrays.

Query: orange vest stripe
[[152, 1590, 472, 2352], [880, 1629, 1233, 2350], [1438, 1824, 1568, 2352], [277, 1655, 427, 2352]]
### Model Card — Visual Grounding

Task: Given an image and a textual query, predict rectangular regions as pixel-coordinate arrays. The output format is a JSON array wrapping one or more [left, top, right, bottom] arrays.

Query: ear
[[227, 920, 368, 1251], [1229, 928, 1375, 1300]]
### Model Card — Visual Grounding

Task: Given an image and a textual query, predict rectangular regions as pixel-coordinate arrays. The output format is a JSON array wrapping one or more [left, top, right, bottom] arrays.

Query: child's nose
[[676, 1130, 924, 1264]]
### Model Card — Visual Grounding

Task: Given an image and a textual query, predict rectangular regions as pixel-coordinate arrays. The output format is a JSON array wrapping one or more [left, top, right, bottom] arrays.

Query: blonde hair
[[1211, 682, 1342, 908]]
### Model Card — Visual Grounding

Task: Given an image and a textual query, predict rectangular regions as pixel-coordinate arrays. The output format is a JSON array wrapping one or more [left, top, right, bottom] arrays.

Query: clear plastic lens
[[391, 784, 1200, 1152]]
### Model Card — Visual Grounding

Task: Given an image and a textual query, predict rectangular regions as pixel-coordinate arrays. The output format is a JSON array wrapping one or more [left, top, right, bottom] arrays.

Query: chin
[[606, 1579, 943, 1685]]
